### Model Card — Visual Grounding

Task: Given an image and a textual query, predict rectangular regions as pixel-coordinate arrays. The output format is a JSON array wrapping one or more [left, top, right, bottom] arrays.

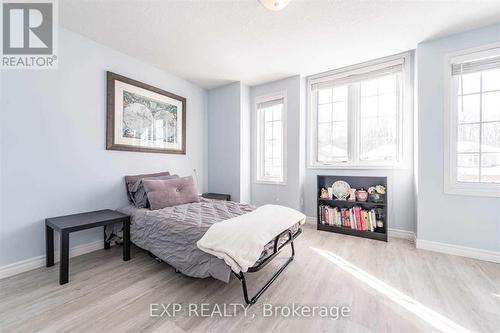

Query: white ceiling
[[60, 0, 500, 89]]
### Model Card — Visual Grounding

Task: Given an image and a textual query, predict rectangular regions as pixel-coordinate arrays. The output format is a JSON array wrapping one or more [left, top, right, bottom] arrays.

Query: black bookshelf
[[317, 175, 388, 242]]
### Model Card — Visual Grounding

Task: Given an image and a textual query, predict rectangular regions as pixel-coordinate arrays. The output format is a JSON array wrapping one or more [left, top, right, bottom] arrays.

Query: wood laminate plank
[[0, 224, 499, 333]]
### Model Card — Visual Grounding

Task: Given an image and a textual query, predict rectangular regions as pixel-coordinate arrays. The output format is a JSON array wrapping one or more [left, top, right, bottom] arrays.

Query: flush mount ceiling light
[[258, 0, 290, 11]]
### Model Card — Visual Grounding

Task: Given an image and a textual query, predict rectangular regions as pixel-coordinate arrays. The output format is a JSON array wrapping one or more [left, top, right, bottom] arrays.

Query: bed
[[108, 173, 303, 304]]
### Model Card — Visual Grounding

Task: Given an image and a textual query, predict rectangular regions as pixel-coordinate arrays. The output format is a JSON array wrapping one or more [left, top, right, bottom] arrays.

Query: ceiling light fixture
[[258, 0, 290, 11]]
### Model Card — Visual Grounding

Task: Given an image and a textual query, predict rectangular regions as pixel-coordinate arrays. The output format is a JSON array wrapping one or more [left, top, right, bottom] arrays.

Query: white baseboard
[[4, 226, 496, 280], [305, 216, 316, 225], [0, 240, 104, 280], [306, 216, 497, 263], [416, 239, 500, 263], [388, 228, 416, 242]]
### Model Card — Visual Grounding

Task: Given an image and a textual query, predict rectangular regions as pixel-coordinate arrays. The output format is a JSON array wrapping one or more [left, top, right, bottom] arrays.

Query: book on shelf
[[319, 205, 384, 232]]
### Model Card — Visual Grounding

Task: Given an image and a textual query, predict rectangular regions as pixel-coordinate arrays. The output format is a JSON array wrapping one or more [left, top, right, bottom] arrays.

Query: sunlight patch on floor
[[311, 246, 471, 333]]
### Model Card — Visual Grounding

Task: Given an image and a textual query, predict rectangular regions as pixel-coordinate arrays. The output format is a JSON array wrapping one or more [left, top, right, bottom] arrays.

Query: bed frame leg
[[234, 239, 295, 305], [237, 272, 251, 305]]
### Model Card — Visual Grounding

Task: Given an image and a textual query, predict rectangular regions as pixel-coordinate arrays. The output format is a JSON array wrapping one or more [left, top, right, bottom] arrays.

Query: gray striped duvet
[[116, 198, 298, 283]]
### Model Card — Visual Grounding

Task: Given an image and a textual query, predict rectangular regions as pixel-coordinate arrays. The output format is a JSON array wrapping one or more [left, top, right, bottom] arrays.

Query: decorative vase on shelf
[[367, 185, 386, 203], [369, 193, 385, 203], [355, 189, 368, 202]]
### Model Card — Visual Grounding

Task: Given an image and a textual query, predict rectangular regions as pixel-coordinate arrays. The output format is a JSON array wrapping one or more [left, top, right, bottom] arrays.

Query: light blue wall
[[207, 82, 252, 203], [249, 73, 416, 232], [0, 77, 3, 254], [416, 23, 500, 251], [0, 28, 208, 266], [240, 83, 252, 204], [207, 82, 242, 201], [302, 55, 417, 233], [250, 76, 304, 211]]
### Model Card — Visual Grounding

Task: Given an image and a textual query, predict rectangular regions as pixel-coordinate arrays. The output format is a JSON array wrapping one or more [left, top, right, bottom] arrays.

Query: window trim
[[443, 42, 500, 197], [255, 91, 287, 185], [306, 52, 413, 170]]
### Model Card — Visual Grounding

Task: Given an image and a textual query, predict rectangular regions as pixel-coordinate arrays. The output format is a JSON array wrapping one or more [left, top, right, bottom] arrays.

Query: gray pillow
[[124, 171, 170, 202], [143, 176, 200, 210], [130, 175, 179, 208]]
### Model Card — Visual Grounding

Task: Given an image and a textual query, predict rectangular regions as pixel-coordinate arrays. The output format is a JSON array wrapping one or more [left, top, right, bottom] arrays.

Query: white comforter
[[196, 204, 306, 273]]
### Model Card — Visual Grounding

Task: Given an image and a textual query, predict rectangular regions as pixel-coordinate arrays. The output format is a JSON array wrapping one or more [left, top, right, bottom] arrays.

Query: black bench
[[45, 209, 131, 284]]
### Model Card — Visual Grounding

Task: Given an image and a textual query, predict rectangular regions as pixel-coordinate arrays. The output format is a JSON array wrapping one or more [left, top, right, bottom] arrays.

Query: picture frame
[[106, 71, 186, 154]]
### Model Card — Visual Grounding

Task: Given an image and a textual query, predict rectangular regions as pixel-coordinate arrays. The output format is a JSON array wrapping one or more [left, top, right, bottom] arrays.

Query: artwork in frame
[[106, 71, 186, 154]]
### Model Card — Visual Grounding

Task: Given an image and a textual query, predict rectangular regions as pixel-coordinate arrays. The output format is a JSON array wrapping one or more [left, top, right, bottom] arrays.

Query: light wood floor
[[1, 224, 499, 333]]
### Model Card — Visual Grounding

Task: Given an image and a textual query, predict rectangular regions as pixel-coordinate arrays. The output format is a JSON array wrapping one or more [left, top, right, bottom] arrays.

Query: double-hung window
[[308, 53, 411, 168], [445, 44, 500, 197], [256, 93, 286, 184]]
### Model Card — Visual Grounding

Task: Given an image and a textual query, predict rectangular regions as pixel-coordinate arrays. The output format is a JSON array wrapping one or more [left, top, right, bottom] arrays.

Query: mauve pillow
[[143, 176, 200, 210], [130, 175, 179, 208], [124, 171, 170, 202]]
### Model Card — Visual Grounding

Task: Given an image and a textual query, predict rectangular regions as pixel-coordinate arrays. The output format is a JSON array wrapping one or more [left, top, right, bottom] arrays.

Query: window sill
[[255, 179, 288, 186], [307, 163, 410, 171], [444, 182, 500, 198]]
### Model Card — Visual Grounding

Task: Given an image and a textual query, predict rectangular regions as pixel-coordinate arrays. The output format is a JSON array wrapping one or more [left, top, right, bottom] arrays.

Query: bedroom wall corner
[[303, 52, 416, 233], [250, 75, 303, 211], [207, 82, 242, 202], [416, 23, 500, 253], [0, 76, 4, 261], [240, 83, 252, 204], [0, 27, 208, 268]]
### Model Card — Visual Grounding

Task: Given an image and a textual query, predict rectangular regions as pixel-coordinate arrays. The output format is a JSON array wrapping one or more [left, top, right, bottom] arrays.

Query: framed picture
[[106, 71, 186, 154]]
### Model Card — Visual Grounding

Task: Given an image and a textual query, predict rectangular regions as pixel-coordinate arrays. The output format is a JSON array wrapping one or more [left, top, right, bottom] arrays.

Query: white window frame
[[255, 91, 287, 185], [444, 42, 500, 197], [307, 52, 413, 169]]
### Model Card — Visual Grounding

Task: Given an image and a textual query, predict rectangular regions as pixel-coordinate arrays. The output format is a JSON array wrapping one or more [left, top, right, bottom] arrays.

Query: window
[[308, 53, 410, 168], [256, 93, 286, 184], [445, 44, 500, 197], [317, 86, 348, 162], [359, 74, 400, 162]]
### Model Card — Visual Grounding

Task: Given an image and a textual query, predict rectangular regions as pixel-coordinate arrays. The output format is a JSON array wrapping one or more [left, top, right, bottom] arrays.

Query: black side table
[[45, 209, 131, 285], [202, 193, 231, 201]]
